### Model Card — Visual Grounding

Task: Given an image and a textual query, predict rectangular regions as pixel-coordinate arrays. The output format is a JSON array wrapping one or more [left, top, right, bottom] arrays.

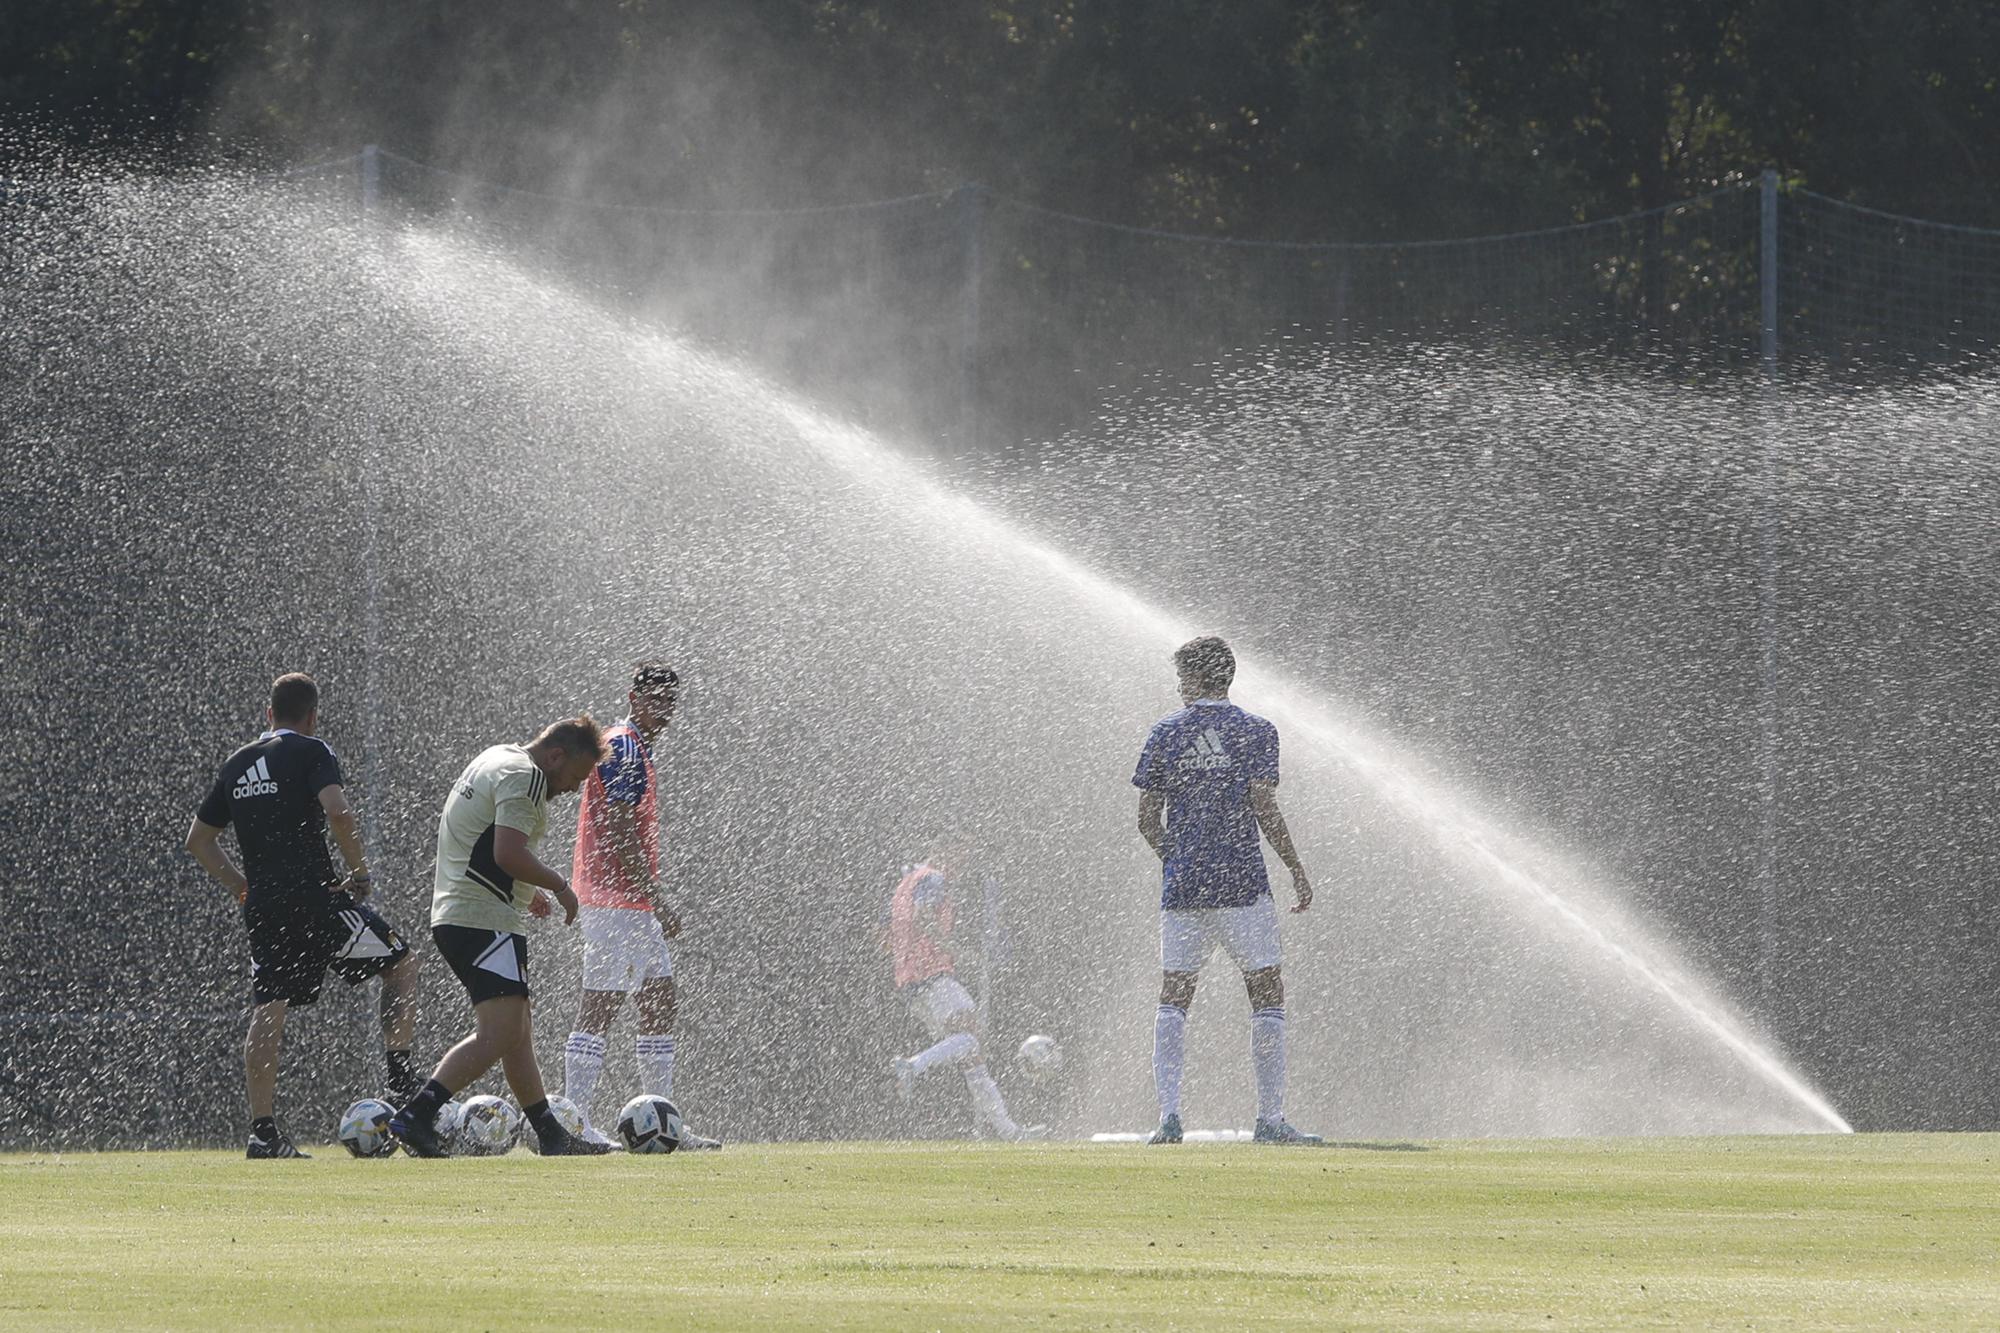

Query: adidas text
[[1175, 727, 1234, 772], [233, 756, 278, 798]]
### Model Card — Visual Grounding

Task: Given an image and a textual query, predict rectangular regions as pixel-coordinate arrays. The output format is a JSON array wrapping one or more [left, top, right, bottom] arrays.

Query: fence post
[[955, 183, 987, 457], [352, 144, 389, 1084], [358, 146, 384, 889], [1757, 168, 1780, 1013], [1760, 169, 1778, 375]]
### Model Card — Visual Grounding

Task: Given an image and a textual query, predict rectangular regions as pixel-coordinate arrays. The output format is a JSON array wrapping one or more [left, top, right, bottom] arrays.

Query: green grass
[[1, 1135, 1996, 1329]]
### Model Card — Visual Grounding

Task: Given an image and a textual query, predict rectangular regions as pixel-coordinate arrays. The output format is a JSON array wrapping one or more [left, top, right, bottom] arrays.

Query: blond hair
[[529, 714, 610, 763]]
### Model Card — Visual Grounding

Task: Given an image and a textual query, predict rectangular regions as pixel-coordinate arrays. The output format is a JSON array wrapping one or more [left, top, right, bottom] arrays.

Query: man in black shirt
[[185, 672, 419, 1158]]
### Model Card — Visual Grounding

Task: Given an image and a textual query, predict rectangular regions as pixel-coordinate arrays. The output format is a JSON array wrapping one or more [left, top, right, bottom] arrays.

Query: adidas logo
[[233, 756, 278, 799], [1175, 727, 1233, 772]]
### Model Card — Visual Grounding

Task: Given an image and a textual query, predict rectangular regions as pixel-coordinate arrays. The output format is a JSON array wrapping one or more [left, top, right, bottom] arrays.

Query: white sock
[[1154, 1004, 1188, 1120], [636, 1033, 676, 1101], [563, 1031, 606, 1123], [963, 1064, 1018, 1136], [1251, 1007, 1286, 1123], [909, 1031, 978, 1076]]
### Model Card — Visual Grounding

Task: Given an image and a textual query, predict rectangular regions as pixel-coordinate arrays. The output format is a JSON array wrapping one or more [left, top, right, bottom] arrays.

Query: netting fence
[[272, 150, 2000, 452], [4, 151, 1998, 1146]]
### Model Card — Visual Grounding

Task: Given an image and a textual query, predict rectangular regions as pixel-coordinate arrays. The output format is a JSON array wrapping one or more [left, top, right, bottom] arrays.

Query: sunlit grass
[[2, 1136, 1995, 1329]]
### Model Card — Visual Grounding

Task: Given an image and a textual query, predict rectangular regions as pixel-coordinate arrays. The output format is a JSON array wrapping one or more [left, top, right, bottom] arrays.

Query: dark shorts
[[433, 923, 531, 1005], [245, 889, 410, 1007]]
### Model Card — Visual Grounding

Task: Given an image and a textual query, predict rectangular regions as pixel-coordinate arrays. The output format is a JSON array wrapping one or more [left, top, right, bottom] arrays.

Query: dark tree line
[[8, 1, 2000, 235]]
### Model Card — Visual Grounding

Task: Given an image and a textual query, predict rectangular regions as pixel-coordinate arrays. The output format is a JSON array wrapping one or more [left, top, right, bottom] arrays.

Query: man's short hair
[[632, 661, 680, 699], [531, 714, 610, 762], [270, 672, 319, 724], [1173, 636, 1236, 692]]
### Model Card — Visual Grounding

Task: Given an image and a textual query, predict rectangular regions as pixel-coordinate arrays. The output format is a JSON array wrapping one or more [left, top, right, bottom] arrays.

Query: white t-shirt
[[431, 744, 549, 932]]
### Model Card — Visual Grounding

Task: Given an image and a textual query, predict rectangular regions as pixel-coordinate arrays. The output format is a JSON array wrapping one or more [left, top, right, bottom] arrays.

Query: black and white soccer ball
[[1017, 1034, 1063, 1081], [523, 1094, 587, 1154], [616, 1094, 684, 1154], [456, 1094, 521, 1156], [337, 1097, 396, 1157]]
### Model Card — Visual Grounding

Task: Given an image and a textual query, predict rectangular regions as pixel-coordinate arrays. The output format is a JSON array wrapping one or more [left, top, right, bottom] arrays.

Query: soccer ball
[[523, 1094, 587, 1154], [456, 1094, 521, 1156], [337, 1097, 396, 1157], [1017, 1034, 1063, 1080], [616, 1094, 684, 1154]]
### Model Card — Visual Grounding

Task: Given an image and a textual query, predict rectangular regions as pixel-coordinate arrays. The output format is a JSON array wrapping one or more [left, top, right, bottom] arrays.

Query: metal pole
[[357, 145, 386, 1085], [976, 874, 997, 1036], [1760, 169, 1778, 376], [1757, 168, 1779, 1011], [955, 183, 987, 458], [358, 146, 383, 872], [360, 143, 381, 217], [1333, 257, 1351, 342]]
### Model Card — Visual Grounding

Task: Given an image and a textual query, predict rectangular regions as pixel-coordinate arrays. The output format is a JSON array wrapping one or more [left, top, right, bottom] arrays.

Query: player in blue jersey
[[1132, 636, 1319, 1146]]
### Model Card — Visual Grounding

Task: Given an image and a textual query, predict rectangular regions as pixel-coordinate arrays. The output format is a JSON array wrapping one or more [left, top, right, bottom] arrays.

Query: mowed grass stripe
[[1, 1136, 1995, 1329]]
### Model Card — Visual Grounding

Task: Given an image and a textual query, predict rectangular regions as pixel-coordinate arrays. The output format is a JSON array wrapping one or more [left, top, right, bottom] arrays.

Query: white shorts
[[900, 974, 976, 1041], [579, 907, 673, 993], [1160, 898, 1282, 975]]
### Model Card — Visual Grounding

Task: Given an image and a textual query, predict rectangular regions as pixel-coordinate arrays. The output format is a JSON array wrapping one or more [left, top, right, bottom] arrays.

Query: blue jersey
[[598, 725, 650, 803], [1132, 700, 1280, 910]]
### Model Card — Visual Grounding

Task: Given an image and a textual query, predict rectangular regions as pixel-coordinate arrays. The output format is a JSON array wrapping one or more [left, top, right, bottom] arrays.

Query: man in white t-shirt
[[390, 716, 612, 1157]]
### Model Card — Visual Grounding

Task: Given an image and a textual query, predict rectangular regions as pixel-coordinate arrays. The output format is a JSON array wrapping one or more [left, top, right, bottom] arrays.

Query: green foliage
[[6, 2, 1999, 235]]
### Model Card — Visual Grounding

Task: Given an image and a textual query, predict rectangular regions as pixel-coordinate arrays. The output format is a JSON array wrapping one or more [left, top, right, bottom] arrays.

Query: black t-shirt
[[197, 729, 343, 901]]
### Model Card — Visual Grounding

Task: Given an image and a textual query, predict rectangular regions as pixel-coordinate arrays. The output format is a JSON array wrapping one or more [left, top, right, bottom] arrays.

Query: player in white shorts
[[561, 662, 720, 1150], [1134, 636, 1319, 1146], [888, 847, 1044, 1141]]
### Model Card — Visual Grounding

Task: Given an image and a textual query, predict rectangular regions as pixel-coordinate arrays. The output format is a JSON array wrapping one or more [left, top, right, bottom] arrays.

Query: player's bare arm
[[316, 783, 370, 897], [494, 824, 579, 924], [184, 816, 248, 903], [1137, 790, 1167, 860], [1247, 780, 1312, 913]]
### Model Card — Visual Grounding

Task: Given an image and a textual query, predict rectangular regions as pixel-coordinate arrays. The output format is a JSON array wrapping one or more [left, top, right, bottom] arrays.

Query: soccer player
[[388, 716, 613, 1157], [185, 672, 421, 1159], [561, 661, 721, 1150], [1133, 636, 1320, 1146], [888, 845, 1045, 1142]]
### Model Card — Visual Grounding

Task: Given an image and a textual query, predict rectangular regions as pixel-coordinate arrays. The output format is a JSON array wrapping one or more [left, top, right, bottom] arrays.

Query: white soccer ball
[[456, 1094, 521, 1156], [524, 1094, 587, 1154], [434, 1098, 466, 1142], [1017, 1034, 1063, 1080], [616, 1094, 684, 1154], [337, 1097, 396, 1157]]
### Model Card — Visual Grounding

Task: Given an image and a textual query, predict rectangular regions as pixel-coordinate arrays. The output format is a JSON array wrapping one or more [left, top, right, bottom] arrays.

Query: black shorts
[[433, 923, 531, 1005], [244, 889, 410, 1007]]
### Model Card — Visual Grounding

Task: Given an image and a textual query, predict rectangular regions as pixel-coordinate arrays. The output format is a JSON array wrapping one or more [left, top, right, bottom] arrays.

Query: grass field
[[2, 1135, 1996, 1329]]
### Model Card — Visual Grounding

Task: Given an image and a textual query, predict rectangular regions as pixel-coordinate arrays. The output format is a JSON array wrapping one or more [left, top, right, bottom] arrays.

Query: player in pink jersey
[[560, 661, 720, 1150], [888, 842, 1044, 1142]]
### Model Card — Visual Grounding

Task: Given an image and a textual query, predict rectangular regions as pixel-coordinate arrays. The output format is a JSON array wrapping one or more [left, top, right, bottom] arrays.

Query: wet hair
[[530, 714, 610, 763], [632, 660, 680, 699], [1173, 636, 1236, 693], [270, 672, 319, 725]]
